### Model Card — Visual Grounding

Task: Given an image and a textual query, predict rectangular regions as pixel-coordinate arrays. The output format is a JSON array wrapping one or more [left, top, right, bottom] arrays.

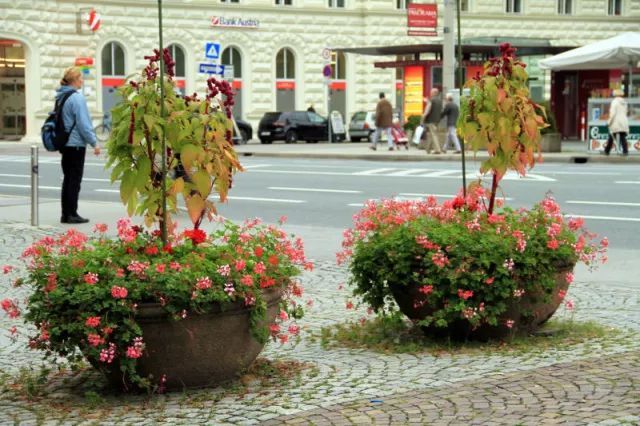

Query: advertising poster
[[588, 125, 640, 152], [404, 66, 424, 121]]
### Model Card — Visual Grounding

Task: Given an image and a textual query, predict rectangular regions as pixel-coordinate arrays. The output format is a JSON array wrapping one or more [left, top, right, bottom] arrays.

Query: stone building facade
[[0, 0, 638, 142]]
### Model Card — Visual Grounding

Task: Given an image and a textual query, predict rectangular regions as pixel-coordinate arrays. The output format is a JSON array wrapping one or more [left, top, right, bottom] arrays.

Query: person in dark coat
[[440, 93, 461, 153], [420, 88, 443, 154], [307, 104, 316, 113], [370, 92, 394, 151]]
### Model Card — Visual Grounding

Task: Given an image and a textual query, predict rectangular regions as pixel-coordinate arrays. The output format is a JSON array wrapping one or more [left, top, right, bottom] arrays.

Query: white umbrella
[[539, 32, 640, 95]]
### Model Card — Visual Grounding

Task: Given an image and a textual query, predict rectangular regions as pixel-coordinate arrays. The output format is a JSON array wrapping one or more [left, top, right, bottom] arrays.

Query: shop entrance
[[0, 40, 26, 140]]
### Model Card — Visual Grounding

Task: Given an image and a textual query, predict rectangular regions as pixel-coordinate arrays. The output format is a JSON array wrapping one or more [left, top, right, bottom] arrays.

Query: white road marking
[[0, 183, 60, 190], [419, 170, 460, 177], [0, 173, 29, 178], [95, 189, 119, 193], [227, 196, 306, 204], [81, 177, 113, 183], [387, 168, 432, 176], [251, 169, 354, 177], [616, 181, 640, 184], [567, 201, 640, 207], [268, 186, 362, 194], [564, 214, 640, 223], [400, 193, 455, 198], [353, 168, 398, 176], [242, 164, 272, 169]]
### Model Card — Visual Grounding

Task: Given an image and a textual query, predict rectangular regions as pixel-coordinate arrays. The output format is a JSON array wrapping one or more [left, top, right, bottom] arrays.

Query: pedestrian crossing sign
[[205, 42, 221, 60]]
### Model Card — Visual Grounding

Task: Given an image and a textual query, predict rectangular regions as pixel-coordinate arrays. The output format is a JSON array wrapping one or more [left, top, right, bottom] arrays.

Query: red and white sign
[[87, 9, 101, 32], [407, 3, 437, 37], [75, 57, 94, 67], [276, 81, 295, 90]]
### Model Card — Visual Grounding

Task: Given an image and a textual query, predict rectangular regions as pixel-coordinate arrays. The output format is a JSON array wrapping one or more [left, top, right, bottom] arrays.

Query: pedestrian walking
[[604, 89, 629, 156], [441, 93, 462, 153], [307, 104, 316, 113], [421, 88, 443, 154], [370, 92, 394, 151], [56, 66, 100, 224]]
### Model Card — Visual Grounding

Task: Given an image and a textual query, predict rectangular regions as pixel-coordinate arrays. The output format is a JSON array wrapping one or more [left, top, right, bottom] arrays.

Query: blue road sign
[[204, 42, 221, 60], [199, 63, 225, 75]]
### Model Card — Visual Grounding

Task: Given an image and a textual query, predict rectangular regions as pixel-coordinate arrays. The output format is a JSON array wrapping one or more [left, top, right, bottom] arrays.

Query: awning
[[336, 43, 574, 58]]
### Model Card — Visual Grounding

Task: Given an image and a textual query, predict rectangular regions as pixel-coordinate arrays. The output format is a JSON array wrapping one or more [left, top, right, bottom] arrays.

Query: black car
[[232, 118, 252, 145], [257, 111, 344, 144]]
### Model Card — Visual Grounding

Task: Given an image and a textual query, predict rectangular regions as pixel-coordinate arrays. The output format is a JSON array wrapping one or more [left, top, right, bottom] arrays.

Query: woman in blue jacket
[[56, 67, 100, 224]]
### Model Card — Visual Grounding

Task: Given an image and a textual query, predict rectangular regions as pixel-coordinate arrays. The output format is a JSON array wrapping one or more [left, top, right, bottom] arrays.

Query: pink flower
[[565, 272, 574, 285], [196, 276, 212, 290], [224, 282, 235, 296], [169, 261, 182, 271], [457, 289, 473, 300], [346, 301, 354, 310], [234, 260, 246, 271], [254, 262, 266, 275], [564, 299, 575, 311], [240, 275, 254, 286], [1, 299, 20, 318], [419, 285, 433, 295], [513, 288, 525, 298], [558, 289, 567, 299], [278, 310, 289, 321], [125, 337, 144, 359], [111, 286, 128, 299], [155, 263, 166, 273], [87, 333, 104, 347], [505, 319, 515, 329], [115, 268, 125, 278], [269, 323, 280, 336], [84, 272, 99, 285], [92, 223, 108, 233], [2, 265, 14, 274], [547, 239, 560, 250], [99, 343, 116, 363], [503, 258, 515, 271], [567, 217, 584, 231], [485, 277, 495, 285], [278, 215, 288, 225], [217, 264, 231, 277], [85, 316, 101, 328], [244, 295, 256, 306], [288, 324, 300, 335], [431, 251, 450, 269]]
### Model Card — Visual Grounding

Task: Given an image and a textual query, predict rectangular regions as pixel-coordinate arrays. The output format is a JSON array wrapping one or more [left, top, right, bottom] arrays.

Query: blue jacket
[[55, 86, 97, 148]]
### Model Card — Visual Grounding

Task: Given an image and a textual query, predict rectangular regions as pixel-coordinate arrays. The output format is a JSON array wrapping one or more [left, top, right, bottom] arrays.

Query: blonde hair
[[60, 67, 82, 86]]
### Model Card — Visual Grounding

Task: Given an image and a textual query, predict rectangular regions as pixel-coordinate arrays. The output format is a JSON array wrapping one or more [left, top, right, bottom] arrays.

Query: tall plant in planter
[[338, 44, 608, 340], [2, 50, 310, 392]]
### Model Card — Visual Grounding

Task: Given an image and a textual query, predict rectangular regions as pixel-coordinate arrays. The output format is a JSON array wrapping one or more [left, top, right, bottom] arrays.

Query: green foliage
[[458, 44, 548, 212], [105, 50, 242, 232], [403, 115, 422, 132]]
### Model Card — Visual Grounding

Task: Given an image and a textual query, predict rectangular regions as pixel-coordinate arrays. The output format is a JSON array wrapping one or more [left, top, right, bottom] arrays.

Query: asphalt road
[[0, 153, 638, 254]]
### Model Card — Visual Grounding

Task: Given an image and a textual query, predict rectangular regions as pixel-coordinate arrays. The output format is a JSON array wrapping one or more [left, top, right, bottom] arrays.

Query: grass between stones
[[317, 312, 621, 356], [0, 357, 317, 418]]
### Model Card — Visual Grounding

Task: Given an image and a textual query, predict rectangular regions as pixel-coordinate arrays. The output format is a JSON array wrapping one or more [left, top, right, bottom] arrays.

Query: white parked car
[[348, 111, 376, 142]]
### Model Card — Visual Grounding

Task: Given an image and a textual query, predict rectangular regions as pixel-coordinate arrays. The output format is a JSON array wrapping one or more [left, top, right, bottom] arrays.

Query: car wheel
[[240, 129, 249, 144], [285, 130, 298, 144], [260, 138, 272, 144]]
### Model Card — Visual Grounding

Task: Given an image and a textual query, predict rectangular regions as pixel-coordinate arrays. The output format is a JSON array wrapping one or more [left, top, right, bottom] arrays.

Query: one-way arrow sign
[[198, 63, 225, 75]]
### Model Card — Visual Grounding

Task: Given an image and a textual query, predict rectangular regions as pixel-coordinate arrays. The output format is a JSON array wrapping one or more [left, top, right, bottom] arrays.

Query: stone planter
[[98, 288, 282, 391], [541, 132, 562, 152], [390, 264, 574, 340]]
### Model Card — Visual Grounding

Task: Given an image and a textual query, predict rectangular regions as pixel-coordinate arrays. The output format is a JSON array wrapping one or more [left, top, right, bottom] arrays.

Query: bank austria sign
[[211, 16, 259, 29]]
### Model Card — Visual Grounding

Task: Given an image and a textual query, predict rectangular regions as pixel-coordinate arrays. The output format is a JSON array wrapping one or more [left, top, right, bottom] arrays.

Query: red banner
[[408, 3, 437, 36], [75, 57, 94, 66], [276, 81, 295, 90]]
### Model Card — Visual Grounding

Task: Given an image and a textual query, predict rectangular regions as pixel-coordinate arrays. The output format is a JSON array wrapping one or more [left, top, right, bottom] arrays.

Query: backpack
[[41, 91, 76, 152]]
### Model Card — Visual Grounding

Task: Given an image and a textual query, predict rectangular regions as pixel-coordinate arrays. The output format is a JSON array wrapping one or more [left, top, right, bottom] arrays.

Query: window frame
[[505, 0, 523, 14], [275, 0, 293, 5], [396, 0, 411, 10], [607, 0, 622, 16], [101, 41, 126, 77], [221, 46, 243, 79], [557, 0, 572, 15], [167, 43, 186, 79], [328, 0, 345, 7], [276, 48, 295, 80]]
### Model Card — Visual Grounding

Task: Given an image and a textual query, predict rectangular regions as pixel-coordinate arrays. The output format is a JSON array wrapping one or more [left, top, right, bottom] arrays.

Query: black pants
[[61, 146, 86, 217], [604, 132, 628, 155]]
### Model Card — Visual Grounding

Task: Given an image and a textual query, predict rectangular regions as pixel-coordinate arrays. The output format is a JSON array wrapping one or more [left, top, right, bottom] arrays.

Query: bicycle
[[94, 114, 112, 143]]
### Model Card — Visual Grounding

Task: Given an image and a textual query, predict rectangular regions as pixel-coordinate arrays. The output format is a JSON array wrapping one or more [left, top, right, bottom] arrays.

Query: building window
[[101, 42, 125, 76], [608, 0, 622, 15], [331, 52, 346, 79], [557, 0, 572, 14], [328, 0, 345, 7], [460, 0, 470, 12], [505, 0, 522, 13], [167, 44, 185, 78], [276, 48, 295, 79], [220, 0, 239, 2], [222, 46, 242, 78], [396, 0, 412, 9], [275, 0, 292, 5]]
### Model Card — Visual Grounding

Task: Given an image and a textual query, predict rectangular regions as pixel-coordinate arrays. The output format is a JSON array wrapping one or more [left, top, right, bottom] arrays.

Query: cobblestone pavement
[[0, 222, 639, 425]]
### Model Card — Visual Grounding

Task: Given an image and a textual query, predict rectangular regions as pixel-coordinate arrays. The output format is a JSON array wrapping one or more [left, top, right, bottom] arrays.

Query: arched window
[[276, 48, 295, 79], [221, 47, 242, 79], [331, 51, 346, 80], [101, 42, 125, 76], [167, 43, 186, 78]]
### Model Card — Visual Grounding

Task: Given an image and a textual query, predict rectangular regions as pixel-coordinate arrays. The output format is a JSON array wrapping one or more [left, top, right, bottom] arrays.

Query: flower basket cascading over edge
[[3, 49, 311, 392], [338, 44, 608, 339]]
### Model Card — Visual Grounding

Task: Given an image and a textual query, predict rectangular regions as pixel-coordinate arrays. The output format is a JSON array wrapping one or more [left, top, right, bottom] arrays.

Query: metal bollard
[[30, 145, 39, 226]]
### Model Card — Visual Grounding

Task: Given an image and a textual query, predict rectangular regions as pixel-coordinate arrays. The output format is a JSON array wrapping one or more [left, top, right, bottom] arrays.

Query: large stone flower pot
[[390, 265, 574, 340], [101, 288, 281, 392]]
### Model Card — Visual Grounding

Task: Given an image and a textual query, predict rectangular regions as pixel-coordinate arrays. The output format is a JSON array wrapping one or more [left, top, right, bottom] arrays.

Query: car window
[[308, 112, 325, 123], [261, 112, 282, 123], [293, 112, 309, 122], [352, 112, 366, 121]]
